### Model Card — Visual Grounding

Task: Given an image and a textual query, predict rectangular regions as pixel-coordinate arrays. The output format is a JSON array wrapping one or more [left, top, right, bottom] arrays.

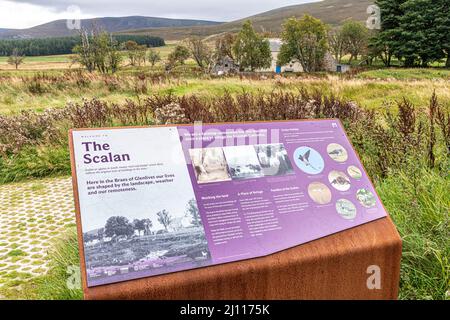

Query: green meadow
[[0, 51, 449, 115]]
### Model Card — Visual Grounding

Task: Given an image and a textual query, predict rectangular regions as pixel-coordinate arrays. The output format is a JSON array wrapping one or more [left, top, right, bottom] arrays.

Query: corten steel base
[[81, 217, 402, 300]]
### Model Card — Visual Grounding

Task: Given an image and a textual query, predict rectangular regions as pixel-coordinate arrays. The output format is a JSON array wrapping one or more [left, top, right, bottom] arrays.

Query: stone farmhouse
[[211, 38, 350, 74], [261, 38, 303, 73]]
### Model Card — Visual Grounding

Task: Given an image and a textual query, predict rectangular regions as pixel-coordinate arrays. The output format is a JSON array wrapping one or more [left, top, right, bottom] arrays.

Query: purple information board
[[71, 120, 387, 287]]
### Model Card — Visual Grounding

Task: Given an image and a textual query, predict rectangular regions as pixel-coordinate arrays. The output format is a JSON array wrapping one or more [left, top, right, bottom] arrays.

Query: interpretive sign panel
[[70, 120, 387, 287]]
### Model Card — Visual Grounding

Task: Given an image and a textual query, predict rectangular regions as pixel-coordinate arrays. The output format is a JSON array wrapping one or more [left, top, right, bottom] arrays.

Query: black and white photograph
[[72, 128, 212, 287], [83, 198, 211, 286], [189, 147, 232, 184], [223, 145, 263, 180], [254, 143, 294, 177]]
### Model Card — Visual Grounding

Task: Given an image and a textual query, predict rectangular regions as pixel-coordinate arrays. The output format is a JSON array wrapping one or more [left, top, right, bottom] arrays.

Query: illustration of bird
[[298, 149, 318, 171], [331, 176, 350, 186], [348, 167, 361, 177], [328, 148, 343, 157]]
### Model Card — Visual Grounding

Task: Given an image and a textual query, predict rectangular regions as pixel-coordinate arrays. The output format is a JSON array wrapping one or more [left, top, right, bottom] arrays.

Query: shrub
[[154, 102, 188, 125], [103, 76, 121, 92], [0, 91, 448, 185], [0, 146, 70, 183], [26, 79, 48, 95]]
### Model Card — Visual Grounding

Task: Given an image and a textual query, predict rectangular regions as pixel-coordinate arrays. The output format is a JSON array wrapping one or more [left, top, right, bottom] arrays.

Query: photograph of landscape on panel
[[72, 128, 212, 286]]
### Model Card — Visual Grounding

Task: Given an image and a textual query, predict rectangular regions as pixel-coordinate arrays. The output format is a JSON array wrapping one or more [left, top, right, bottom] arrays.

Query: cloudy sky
[[0, 0, 318, 29]]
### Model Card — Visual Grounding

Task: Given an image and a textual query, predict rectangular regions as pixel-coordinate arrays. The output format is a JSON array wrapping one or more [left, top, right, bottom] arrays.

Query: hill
[[0, 0, 374, 40], [121, 0, 374, 40], [0, 28, 14, 34], [0, 16, 222, 39]]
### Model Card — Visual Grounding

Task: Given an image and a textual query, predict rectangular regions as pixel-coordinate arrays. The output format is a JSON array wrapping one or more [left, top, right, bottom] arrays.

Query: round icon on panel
[[356, 188, 377, 208], [347, 165, 362, 180], [293, 146, 324, 175], [308, 182, 332, 205], [327, 143, 348, 163], [328, 170, 351, 191], [336, 199, 357, 220]]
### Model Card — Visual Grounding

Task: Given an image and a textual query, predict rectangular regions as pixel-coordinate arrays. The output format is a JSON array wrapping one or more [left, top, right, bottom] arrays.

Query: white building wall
[[259, 39, 303, 73]]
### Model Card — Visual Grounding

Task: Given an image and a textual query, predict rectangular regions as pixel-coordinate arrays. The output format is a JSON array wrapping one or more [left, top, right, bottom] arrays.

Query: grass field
[[0, 54, 75, 71], [0, 55, 72, 63], [357, 68, 450, 80], [0, 75, 448, 114], [0, 52, 449, 115], [0, 45, 448, 113], [0, 44, 176, 72]]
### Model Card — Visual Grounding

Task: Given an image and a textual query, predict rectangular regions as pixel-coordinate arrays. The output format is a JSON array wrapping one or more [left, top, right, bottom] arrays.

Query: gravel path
[[0, 177, 75, 292]]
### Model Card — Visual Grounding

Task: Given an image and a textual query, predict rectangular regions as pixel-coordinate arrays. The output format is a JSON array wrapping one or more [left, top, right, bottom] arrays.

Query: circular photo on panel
[[328, 170, 351, 191], [308, 182, 332, 205], [327, 143, 348, 163], [356, 188, 377, 208], [336, 199, 357, 220], [347, 165, 363, 180], [293, 146, 324, 175]]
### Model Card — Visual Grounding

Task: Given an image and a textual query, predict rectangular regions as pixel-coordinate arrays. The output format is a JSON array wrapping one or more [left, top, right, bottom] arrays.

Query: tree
[[157, 210, 172, 232], [185, 37, 216, 72], [142, 219, 153, 235], [124, 40, 147, 66], [133, 218, 153, 236], [124, 40, 138, 64], [232, 20, 272, 72], [0, 35, 164, 57], [373, 0, 449, 67], [435, 0, 450, 67], [185, 199, 202, 227], [91, 31, 111, 73], [133, 219, 144, 236], [341, 20, 369, 63], [7, 48, 25, 69], [107, 45, 122, 73], [328, 27, 347, 63], [72, 28, 122, 73], [374, 0, 406, 66], [396, 0, 447, 67], [278, 15, 328, 73], [215, 33, 236, 60], [104, 216, 134, 239], [72, 30, 96, 72], [368, 31, 393, 67], [148, 49, 161, 67], [168, 45, 190, 66]]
